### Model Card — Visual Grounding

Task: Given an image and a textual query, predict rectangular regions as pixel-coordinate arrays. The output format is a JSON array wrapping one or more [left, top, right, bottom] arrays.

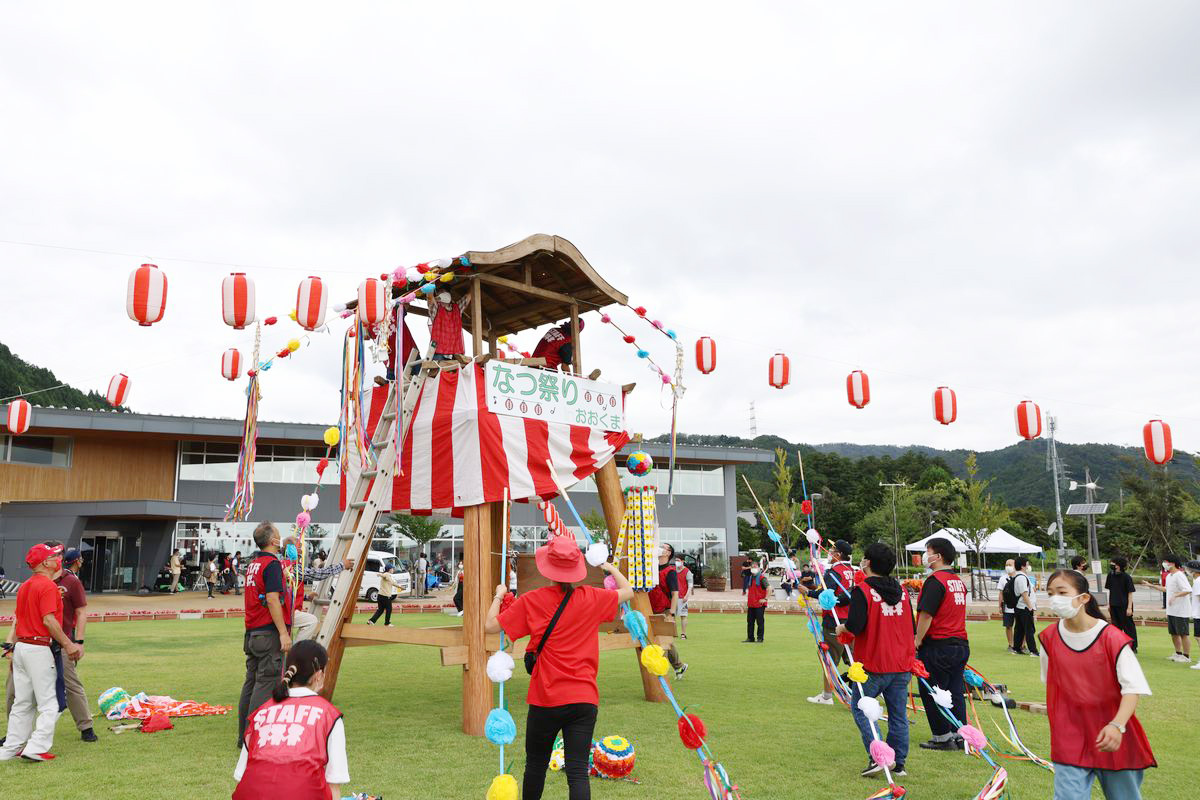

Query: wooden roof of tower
[[461, 234, 628, 339]]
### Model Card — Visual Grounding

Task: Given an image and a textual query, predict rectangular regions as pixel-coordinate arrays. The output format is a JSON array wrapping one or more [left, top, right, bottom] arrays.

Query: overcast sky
[[2, 3, 1198, 453]]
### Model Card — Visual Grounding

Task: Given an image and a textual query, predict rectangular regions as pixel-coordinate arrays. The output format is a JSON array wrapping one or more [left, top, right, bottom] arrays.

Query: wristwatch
[[1107, 721, 1126, 734], [74, 639, 84, 645]]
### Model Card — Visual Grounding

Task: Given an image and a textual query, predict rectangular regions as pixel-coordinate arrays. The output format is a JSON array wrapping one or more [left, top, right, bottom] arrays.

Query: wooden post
[[319, 535, 371, 700], [569, 303, 581, 376], [462, 502, 494, 735], [594, 459, 666, 703], [471, 276, 484, 358]]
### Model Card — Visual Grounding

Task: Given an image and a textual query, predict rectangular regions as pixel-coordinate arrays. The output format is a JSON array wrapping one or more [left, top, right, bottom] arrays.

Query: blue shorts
[[1053, 763, 1144, 800]]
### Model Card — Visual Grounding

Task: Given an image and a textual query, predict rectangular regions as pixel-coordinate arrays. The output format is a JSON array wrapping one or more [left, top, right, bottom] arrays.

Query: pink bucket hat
[[535, 534, 586, 583]]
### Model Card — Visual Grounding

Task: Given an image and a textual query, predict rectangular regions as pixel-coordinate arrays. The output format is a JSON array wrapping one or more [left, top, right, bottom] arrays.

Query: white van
[[358, 550, 411, 602]]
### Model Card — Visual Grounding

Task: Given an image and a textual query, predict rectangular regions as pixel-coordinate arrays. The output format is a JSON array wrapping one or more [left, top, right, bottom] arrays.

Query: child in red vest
[[744, 562, 769, 643], [1040, 569, 1155, 799], [234, 640, 348, 800]]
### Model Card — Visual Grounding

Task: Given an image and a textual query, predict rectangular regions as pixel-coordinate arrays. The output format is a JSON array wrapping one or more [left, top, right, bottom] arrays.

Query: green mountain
[[0, 342, 113, 411]]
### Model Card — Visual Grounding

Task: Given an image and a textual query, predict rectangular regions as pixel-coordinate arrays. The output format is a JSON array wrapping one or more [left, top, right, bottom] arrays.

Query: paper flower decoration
[[592, 735, 636, 779], [767, 529, 782, 543], [486, 651, 515, 683], [868, 739, 896, 769], [585, 542, 609, 567], [800, 500, 813, 515], [678, 713, 707, 749], [315, 457, 329, 477], [300, 493, 316, 511], [486, 773, 518, 800], [640, 645, 670, 676], [603, 574, 617, 590], [323, 427, 340, 446], [287, 338, 301, 352], [818, 589, 837, 610], [484, 708, 516, 745], [964, 669, 984, 688], [847, 662, 868, 683], [623, 609, 648, 643], [837, 630, 855, 645], [910, 658, 929, 679], [958, 724, 987, 750], [806, 618, 821, 636], [857, 696, 883, 723], [931, 686, 953, 708]]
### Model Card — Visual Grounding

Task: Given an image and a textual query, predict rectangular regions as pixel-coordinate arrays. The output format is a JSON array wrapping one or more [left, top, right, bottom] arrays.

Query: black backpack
[[1001, 574, 1020, 609]]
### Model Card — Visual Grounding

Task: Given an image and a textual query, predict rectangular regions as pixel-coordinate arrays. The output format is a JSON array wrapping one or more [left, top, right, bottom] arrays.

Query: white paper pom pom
[[331, 303, 346, 314], [486, 650, 515, 683], [805, 528, 821, 545], [932, 686, 953, 708], [857, 696, 883, 723], [432, 257, 453, 269], [306, 493, 319, 511], [406, 267, 424, 283], [585, 542, 609, 568]]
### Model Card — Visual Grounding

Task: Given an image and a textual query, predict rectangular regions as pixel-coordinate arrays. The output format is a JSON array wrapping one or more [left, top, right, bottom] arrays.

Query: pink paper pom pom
[[661, 374, 671, 384], [603, 575, 617, 590], [868, 739, 895, 769], [296, 511, 311, 529], [652, 319, 664, 329], [600, 314, 610, 323], [958, 724, 987, 750]]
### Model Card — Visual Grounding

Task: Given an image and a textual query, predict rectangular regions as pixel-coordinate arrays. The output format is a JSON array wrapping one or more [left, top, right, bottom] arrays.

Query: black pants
[[1110, 606, 1138, 652], [916, 639, 969, 739], [746, 606, 765, 641], [1012, 608, 1039, 655], [524, 702, 598, 800], [453, 581, 464, 612], [369, 596, 393, 625]]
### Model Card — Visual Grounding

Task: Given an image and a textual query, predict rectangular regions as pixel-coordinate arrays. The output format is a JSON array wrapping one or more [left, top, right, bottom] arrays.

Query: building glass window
[[2, 435, 72, 467], [179, 441, 338, 484], [569, 463, 725, 496]]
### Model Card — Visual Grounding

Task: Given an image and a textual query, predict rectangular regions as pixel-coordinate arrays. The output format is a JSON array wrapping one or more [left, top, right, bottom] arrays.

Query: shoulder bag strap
[[535, 586, 574, 658]]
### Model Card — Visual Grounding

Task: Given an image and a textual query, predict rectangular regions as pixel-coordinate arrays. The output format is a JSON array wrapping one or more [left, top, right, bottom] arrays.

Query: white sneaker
[[1190, 662, 1200, 670], [807, 694, 834, 706], [1171, 654, 1190, 663]]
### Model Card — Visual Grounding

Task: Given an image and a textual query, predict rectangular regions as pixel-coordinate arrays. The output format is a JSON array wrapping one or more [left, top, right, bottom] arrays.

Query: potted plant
[[704, 558, 728, 593]]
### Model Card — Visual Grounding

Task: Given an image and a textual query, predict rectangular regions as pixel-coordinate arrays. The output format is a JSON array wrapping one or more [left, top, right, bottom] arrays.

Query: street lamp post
[[810, 492, 823, 531], [880, 482, 907, 558]]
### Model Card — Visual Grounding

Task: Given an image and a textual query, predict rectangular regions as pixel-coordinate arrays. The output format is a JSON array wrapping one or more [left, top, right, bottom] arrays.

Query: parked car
[[358, 550, 411, 602]]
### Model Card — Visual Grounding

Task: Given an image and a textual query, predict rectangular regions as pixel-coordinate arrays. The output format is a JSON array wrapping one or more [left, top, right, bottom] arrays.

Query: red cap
[[25, 543, 63, 569], [534, 534, 586, 583]]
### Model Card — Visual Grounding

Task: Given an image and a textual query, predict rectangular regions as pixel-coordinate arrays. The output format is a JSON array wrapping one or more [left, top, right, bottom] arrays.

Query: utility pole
[[1046, 416, 1068, 569], [880, 482, 907, 558], [1085, 466, 1100, 583]]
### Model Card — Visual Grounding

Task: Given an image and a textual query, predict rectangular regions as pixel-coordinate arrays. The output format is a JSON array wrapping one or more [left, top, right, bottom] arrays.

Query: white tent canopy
[[907, 527, 1041, 555]]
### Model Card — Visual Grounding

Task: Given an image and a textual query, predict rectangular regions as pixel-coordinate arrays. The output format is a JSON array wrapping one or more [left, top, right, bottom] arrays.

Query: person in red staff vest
[[486, 533, 634, 800], [531, 320, 584, 371], [839, 542, 914, 778], [744, 563, 769, 643], [1040, 569, 1155, 799], [807, 539, 861, 705], [647, 543, 689, 679], [237, 522, 294, 749], [0, 543, 81, 763], [427, 290, 470, 358], [234, 639, 348, 800], [913, 536, 969, 752]]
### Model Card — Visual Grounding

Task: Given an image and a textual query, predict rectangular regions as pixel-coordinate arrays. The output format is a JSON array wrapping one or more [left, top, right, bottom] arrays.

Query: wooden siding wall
[[0, 435, 176, 502]]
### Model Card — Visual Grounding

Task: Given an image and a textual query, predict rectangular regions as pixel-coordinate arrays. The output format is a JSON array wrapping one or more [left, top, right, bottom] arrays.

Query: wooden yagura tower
[[312, 234, 673, 735]]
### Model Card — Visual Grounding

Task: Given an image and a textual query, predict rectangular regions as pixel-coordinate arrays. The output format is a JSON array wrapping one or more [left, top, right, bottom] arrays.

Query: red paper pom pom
[[800, 499, 813, 515], [678, 713, 707, 749], [623, 335, 636, 344], [837, 631, 855, 645], [819, 641, 830, 651], [315, 457, 329, 477], [634, 306, 647, 317], [247, 369, 257, 377], [264, 316, 278, 325], [911, 658, 929, 679], [278, 348, 290, 358], [499, 591, 516, 614]]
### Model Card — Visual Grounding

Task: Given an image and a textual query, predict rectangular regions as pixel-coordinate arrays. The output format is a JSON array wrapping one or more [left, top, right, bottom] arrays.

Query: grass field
[[0, 612, 1188, 799]]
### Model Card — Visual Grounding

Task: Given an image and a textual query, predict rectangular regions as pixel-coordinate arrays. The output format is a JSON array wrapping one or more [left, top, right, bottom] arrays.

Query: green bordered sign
[[485, 361, 623, 432]]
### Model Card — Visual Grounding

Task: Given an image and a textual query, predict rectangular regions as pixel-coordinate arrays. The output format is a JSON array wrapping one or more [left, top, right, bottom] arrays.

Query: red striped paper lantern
[[221, 348, 242, 381], [296, 276, 327, 331], [357, 278, 387, 326], [695, 337, 716, 374], [221, 272, 256, 329], [126, 263, 167, 326], [106, 374, 131, 407], [768, 353, 790, 389], [932, 386, 957, 425], [1015, 400, 1042, 440], [6, 398, 31, 435], [846, 370, 870, 409], [1143, 419, 1173, 465]]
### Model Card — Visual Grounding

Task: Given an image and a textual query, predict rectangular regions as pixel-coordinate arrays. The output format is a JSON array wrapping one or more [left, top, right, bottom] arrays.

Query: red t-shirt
[[56, 570, 88, 639], [15, 573, 63, 639], [498, 584, 619, 708]]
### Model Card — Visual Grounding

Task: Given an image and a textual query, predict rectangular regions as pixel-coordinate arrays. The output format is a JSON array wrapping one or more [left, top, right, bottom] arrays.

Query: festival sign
[[485, 361, 623, 432]]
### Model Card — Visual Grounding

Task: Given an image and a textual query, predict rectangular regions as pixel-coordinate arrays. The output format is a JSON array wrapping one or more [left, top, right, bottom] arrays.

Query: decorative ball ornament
[[857, 696, 883, 723], [640, 645, 670, 676], [220, 272, 255, 329], [106, 373, 131, 407], [6, 398, 32, 435], [1015, 400, 1042, 440], [1143, 419, 1172, 465], [484, 708, 517, 745], [323, 426, 340, 446], [847, 370, 870, 409], [126, 263, 167, 326], [591, 735, 636, 779], [625, 450, 653, 476], [695, 336, 716, 374], [295, 276, 327, 331], [678, 714, 708, 749], [486, 773, 518, 800], [357, 278, 387, 326], [585, 542, 609, 567], [287, 339, 301, 352], [932, 386, 957, 425], [768, 352, 790, 389], [221, 348, 242, 381], [98, 687, 132, 720], [805, 528, 821, 545]]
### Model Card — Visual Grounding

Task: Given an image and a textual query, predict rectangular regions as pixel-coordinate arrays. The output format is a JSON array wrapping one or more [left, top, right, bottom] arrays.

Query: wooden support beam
[[319, 510, 371, 700], [470, 276, 484, 358], [594, 458, 666, 703], [461, 502, 495, 735], [570, 303, 581, 376], [340, 623, 505, 649], [475, 272, 577, 305]]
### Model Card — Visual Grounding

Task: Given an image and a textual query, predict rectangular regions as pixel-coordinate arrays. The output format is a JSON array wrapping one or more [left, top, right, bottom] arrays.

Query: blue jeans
[[1053, 763, 1144, 800], [850, 671, 910, 766]]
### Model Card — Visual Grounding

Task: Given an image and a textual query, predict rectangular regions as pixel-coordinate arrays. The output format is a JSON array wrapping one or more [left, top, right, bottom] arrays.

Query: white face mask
[[1049, 594, 1082, 619], [1005, 565, 1015, 575], [1162, 562, 1171, 571], [922, 552, 935, 568], [751, 568, 760, 576]]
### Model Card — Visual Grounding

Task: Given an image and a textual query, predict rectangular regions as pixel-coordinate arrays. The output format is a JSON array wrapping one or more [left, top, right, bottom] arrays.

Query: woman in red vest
[[234, 640, 348, 800], [1040, 569, 1155, 799]]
